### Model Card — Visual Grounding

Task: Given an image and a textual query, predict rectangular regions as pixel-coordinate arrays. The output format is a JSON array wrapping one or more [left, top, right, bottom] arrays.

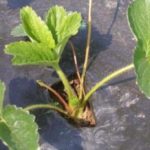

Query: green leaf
[[0, 106, 39, 150], [11, 24, 27, 37], [46, 5, 82, 54], [5, 6, 82, 67], [46, 6, 67, 43], [20, 6, 55, 49], [4, 41, 59, 66], [0, 122, 16, 150], [58, 12, 82, 41], [128, 0, 150, 97], [0, 81, 5, 115]]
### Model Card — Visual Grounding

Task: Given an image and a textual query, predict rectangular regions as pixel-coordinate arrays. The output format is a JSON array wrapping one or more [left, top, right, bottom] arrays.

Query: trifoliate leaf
[[0, 81, 5, 115], [128, 0, 150, 97], [20, 6, 55, 49], [5, 41, 59, 66], [11, 24, 27, 37], [46, 5, 82, 54], [0, 106, 39, 150]]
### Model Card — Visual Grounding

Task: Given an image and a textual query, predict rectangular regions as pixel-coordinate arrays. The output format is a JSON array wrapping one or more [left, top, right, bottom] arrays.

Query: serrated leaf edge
[[4, 42, 59, 66], [2, 105, 39, 150]]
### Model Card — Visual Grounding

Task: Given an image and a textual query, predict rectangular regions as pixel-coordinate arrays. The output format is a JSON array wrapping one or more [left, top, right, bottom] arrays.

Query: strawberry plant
[[0, 0, 150, 150], [1, 0, 150, 149], [5, 4, 95, 125]]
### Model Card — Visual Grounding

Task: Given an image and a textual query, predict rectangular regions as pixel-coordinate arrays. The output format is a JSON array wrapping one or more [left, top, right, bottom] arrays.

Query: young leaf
[[5, 41, 59, 66], [20, 6, 55, 49], [46, 5, 82, 55], [58, 12, 82, 41], [11, 24, 27, 37], [0, 81, 5, 115], [128, 0, 150, 97], [0, 106, 39, 150], [46, 5, 67, 43]]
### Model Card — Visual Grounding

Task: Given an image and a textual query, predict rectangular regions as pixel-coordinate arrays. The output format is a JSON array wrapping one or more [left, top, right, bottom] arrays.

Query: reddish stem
[[36, 80, 72, 113]]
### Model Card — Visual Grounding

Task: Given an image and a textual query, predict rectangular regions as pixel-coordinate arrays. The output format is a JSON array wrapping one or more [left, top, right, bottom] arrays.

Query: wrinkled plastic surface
[[0, 0, 150, 150]]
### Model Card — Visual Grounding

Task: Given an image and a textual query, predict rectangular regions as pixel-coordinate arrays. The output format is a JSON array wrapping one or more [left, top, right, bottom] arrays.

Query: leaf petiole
[[52, 64, 74, 97], [79, 0, 93, 99], [52, 63, 79, 108], [24, 104, 67, 115], [36, 80, 72, 113], [69, 41, 81, 83], [83, 64, 134, 104]]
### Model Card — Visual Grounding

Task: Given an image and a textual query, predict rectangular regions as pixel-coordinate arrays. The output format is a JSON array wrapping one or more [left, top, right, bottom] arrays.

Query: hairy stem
[[79, 0, 93, 99], [24, 104, 67, 115], [83, 64, 134, 104]]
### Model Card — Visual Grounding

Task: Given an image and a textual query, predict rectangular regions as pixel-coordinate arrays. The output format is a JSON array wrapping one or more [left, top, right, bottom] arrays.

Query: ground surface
[[0, 0, 150, 150]]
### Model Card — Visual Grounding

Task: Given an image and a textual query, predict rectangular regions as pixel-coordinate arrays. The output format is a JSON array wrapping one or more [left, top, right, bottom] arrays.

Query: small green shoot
[[3, 0, 150, 127]]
